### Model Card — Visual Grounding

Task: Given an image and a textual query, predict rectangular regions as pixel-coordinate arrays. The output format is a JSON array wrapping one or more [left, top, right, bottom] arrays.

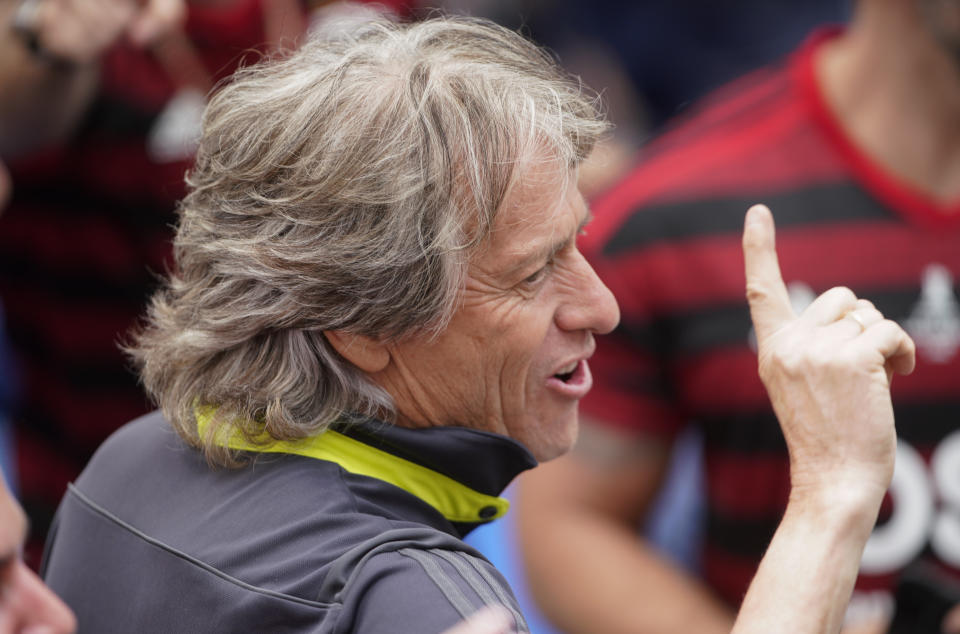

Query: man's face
[[378, 160, 620, 462], [0, 477, 75, 633]]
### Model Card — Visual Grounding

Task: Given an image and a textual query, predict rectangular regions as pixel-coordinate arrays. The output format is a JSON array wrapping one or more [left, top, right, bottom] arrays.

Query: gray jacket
[[42, 411, 536, 633]]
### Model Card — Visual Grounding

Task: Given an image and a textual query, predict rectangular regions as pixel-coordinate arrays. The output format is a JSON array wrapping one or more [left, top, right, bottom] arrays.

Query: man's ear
[[323, 330, 390, 373]]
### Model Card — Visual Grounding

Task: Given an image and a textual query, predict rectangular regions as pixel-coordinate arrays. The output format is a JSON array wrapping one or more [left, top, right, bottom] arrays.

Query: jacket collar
[[196, 409, 537, 526]]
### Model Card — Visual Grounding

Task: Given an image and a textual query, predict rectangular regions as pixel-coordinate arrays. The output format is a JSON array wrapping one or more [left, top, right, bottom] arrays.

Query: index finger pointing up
[[743, 205, 795, 343]]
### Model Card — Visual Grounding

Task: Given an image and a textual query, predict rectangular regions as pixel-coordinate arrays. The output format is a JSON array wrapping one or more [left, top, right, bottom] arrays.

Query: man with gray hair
[[41, 13, 914, 634]]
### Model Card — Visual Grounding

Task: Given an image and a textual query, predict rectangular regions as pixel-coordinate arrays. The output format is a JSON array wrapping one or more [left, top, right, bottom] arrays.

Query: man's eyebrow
[[542, 210, 593, 261], [506, 210, 594, 274]]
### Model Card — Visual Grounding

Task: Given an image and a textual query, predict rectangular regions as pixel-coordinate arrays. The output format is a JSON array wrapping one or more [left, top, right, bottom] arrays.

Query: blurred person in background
[[441, 0, 848, 131], [0, 0, 188, 158], [0, 156, 74, 633], [0, 0, 187, 550], [0, 155, 73, 634], [0, 0, 307, 563], [518, 0, 850, 131], [437, 0, 848, 200], [518, 0, 960, 633]]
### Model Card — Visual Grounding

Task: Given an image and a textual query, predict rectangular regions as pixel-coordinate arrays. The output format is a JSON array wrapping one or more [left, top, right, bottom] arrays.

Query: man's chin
[[529, 417, 580, 464]]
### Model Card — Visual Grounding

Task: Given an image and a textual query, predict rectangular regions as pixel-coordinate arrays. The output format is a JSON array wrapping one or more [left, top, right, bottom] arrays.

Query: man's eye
[[523, 263, 550, 286]]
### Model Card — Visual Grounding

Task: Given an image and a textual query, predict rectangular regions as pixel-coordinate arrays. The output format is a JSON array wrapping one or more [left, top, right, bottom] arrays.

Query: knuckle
[[890, 318, 909, 335], [837, 285, 857, 300], [765, 336, 856, 380], [875, 318, 901, 337], [745, 281, 771, 304], [825, 286, 857, 304]]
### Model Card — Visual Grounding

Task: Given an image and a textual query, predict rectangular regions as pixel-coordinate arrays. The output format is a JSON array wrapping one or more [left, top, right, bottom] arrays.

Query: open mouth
[[547, 358, 592, 398], [554, 361, 578, 383]]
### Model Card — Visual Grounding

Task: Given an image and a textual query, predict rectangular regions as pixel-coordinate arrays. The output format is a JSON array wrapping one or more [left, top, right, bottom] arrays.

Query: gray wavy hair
[[129, 12, 608, 466]]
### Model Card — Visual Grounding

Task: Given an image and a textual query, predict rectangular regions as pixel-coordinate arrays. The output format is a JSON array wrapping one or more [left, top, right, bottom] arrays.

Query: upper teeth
[[557, 361, 577, 375]]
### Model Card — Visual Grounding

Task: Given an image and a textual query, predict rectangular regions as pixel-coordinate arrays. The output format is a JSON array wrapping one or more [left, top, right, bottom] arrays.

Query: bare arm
[[517, 423, 734, 634], [0, 0, 184, 157], [731, 204, 915, 633]]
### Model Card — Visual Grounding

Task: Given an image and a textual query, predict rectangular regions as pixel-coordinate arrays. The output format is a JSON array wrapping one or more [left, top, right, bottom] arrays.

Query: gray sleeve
[[335, 547, 529, 634]]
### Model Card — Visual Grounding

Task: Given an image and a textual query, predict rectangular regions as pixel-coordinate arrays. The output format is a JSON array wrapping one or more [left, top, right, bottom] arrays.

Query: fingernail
[[746, 204, 769, 225]]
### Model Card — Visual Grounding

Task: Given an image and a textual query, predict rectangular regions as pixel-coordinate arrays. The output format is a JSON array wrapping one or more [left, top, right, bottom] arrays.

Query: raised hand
[[743, 204, 915, 501], [731, 205, 916, 634]]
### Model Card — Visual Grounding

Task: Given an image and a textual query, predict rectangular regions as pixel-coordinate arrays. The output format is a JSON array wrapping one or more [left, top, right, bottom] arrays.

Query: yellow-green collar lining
[[195, 407, 509, 523]]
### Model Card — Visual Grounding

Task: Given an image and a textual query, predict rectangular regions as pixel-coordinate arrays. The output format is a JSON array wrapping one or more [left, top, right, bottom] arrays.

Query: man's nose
[[556, 252, 620, 334]]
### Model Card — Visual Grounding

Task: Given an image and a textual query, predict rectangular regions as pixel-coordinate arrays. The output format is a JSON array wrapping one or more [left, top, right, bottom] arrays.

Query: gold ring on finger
[[846, 311, 867, 334]]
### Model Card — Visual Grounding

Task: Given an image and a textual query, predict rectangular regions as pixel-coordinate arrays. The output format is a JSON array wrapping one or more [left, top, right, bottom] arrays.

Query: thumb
[[743, 204, 795, 343]]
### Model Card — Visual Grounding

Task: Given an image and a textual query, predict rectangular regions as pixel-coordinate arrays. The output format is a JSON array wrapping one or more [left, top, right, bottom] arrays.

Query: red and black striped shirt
[[581, 30, 960, 615]]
